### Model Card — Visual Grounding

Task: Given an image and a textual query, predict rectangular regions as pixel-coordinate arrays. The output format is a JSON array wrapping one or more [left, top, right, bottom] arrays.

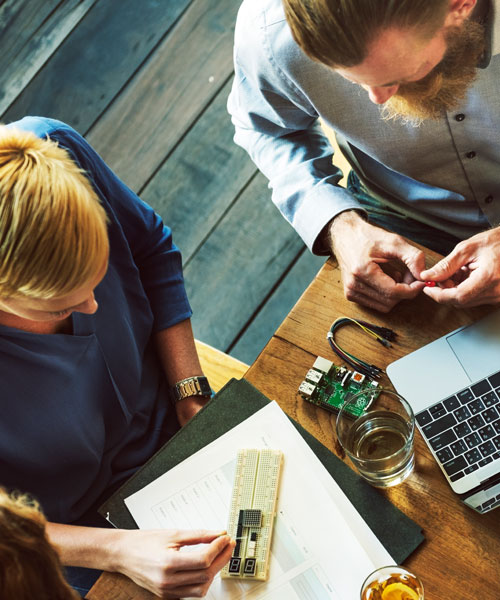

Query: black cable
[[327, 317, 397, 378]]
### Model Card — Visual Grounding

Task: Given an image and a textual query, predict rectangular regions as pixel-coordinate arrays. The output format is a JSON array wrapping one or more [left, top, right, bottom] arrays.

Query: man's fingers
[[422, 270, 488, 306], [344, 288, 397, 313], [344, 266, 423, 312], [420, 245, 472, 282], [363, 269, 423, 300], [398, 243, 426, 280]]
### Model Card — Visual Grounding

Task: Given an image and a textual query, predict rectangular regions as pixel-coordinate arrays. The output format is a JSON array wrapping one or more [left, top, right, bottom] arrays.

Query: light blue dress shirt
[[228, 0, 500, 252]]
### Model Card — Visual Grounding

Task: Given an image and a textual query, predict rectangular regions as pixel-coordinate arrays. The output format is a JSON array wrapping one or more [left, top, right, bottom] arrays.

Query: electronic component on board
[[221, 449, 283, 581], [298, 356, 379, 416]]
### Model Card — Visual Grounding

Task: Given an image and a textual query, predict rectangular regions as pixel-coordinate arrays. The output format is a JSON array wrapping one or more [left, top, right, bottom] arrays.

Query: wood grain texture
[[88, 256, 500, 599], [195, 339, 248, 392], [86, 0, 238, 191], [184, 173, 304, 351], [274, 257, 491, 365], [85, 572, 153, 600], [3, 0, 190, 130], [0, 0, 97, 116], [141, 78, 257, 262], [245, 257, 500, 600], [230, 248, 326, 364]]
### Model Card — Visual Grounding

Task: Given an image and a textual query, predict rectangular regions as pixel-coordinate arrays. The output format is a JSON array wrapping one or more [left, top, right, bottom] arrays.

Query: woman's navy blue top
[[0, 117, 192, 523]]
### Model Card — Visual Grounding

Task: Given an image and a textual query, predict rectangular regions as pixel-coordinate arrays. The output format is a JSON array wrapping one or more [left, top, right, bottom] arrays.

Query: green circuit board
[[298, 356, 379, 416]]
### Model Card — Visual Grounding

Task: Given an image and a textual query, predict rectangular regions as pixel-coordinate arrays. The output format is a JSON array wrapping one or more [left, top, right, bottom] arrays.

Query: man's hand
[[328, 211, 426, 312], [112, 528, 234, 598], [420, 228, 500, 308]]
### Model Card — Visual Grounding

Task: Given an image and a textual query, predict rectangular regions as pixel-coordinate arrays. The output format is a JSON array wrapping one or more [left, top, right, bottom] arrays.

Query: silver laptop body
[[387, 309, 500, 513]]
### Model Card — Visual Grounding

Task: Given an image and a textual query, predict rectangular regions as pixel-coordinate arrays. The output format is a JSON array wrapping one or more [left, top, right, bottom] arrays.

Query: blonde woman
[[0, 118, 233, 598], [0, 488, 79, 600]]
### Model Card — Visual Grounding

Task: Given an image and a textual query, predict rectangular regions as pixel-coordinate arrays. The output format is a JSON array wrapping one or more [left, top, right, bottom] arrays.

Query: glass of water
[[336, 388, 415, 487]]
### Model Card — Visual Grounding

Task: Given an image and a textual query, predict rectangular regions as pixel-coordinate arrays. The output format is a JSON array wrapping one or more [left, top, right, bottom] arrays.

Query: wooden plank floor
[[0, 0, 327, 365]]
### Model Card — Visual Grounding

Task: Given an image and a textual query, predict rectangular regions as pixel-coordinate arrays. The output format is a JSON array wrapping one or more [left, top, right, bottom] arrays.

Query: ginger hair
[[0, 488, 79, 599], [283, 0, 449, 67]]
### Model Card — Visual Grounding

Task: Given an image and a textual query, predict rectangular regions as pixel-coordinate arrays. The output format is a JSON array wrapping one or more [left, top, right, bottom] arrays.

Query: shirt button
[[485, 195, 493, 204], [466, 151, 476, 159], [455, 113, 465, 121]]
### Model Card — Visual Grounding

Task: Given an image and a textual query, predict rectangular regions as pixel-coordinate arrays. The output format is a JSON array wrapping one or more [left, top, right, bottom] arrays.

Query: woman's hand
[[111, 528, 234, 598]]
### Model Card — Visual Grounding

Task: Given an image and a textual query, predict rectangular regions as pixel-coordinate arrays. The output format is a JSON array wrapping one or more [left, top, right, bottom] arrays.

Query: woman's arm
[[155, 318, 211, 426], [47, 522, 234, 598]]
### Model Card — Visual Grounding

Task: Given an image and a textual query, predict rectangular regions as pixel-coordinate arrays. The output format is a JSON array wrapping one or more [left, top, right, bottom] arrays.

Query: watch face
[[173, 376, 211, 402], [198, 377, 212, 396]]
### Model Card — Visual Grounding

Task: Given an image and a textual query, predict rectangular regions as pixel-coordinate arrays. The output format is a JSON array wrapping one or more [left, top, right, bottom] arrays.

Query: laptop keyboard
[[416, 370, 500, 496]]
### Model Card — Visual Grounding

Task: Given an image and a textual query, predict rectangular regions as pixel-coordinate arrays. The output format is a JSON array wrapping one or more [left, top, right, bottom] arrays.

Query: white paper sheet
[[125, 402, 393, 599]]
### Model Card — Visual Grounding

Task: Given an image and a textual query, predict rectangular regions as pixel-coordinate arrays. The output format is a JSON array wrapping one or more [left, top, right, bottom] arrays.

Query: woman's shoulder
[[8, 116, 74, 139]]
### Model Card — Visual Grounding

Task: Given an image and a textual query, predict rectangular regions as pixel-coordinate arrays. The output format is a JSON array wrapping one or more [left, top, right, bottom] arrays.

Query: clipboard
[[99, 378, 424, 564]]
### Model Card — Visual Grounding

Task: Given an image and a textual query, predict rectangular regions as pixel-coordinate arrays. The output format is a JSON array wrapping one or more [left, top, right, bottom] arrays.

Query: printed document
[[125, 402, 393, 599]]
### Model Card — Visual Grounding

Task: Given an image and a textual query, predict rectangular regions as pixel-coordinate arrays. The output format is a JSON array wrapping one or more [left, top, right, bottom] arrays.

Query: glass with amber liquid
[[360, 566, 424, 600]]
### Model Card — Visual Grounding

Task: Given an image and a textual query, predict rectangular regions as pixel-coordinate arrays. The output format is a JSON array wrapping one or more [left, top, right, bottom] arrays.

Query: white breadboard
[[221, 448, 283, 581]]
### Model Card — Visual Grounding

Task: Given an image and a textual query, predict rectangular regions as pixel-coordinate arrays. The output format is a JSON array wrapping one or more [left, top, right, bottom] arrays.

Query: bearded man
[[228, 0, 500, 312]]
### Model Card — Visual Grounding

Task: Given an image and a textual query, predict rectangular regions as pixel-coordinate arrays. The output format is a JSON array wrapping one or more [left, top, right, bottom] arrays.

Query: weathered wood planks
[[0, 0, 328, 363], [183, 172, 306, 352], [141, 78, 257, 262], [0, 0, 97, 117], [230, 249, 326, 363], [2, 0, 191, 131], [86, 0, 239, 192]]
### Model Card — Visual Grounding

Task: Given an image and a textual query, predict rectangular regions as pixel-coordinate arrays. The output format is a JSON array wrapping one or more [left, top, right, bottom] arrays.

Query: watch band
[[171, 375, 211, 403]]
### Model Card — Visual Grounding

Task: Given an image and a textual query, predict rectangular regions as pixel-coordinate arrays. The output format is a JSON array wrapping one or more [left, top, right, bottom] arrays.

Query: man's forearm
[[320, 209, 366, 255]]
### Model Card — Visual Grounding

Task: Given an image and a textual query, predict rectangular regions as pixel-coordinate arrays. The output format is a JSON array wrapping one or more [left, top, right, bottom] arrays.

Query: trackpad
[[447, 309, 500, 382]]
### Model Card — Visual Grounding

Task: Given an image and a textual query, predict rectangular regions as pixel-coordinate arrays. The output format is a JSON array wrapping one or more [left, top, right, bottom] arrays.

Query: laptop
[[387, 309, 500, 514]]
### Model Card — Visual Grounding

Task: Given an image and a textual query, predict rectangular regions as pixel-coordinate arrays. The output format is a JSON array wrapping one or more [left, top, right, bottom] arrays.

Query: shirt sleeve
[[227, 5, 364, 253], [16, 117, 192, 332]]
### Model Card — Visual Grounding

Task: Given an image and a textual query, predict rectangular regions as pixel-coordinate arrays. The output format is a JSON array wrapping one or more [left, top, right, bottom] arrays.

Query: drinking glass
[[336, 388, 415, 487], [360, 565, 424, 599]]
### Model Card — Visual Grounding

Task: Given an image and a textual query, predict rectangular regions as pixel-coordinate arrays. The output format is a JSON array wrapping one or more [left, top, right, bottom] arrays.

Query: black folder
[[99, 378, 424, 564]]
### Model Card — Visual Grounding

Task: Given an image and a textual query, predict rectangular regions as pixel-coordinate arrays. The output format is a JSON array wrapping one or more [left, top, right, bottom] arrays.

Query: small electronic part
[[351, 371, 365, 385], [313, 356, 333, 374], [340, 369, 352, 388], [298, 381, 315, 398], [305, 368, 323, 384], [298, 356, 379, 416], [222, 449, 283, 581]]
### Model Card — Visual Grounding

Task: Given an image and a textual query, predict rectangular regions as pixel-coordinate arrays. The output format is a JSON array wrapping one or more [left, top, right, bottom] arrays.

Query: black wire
[[327, 318, 397, 378]]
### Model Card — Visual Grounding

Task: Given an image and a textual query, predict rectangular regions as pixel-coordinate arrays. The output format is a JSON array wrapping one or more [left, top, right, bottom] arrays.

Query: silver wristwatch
[[171, 375, 211, 403]]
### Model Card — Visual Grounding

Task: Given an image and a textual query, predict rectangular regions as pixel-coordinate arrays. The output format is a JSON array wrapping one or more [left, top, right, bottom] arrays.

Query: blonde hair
[[0, 488, 79, 600], [0, 126, 109, 299], [283, 0, 449, 67]]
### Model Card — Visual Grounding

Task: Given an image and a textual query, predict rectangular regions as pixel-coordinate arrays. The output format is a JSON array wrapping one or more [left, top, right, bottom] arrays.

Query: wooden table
[[88, 255, 500, 600]]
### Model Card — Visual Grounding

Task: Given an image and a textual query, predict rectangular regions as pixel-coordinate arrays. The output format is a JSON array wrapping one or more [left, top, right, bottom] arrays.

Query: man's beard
[[382, 20, 486, 125]]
